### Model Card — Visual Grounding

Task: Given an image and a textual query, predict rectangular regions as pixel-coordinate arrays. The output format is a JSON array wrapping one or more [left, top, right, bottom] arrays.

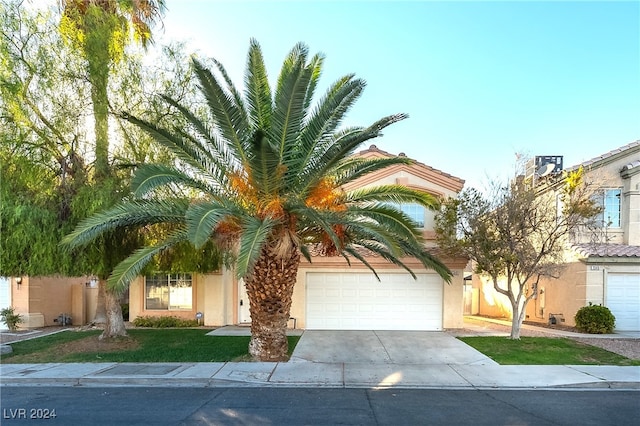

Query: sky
[[34, 0, 640, 190]]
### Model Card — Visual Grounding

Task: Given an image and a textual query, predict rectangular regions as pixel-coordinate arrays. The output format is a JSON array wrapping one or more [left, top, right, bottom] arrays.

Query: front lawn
[[1, 329, 300, 363], [459, 336, 640, 366]]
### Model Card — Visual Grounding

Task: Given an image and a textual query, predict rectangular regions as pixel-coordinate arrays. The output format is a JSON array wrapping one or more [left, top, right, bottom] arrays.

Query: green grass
[[459, 336, 640, 366], [1, 329, 300, 363]]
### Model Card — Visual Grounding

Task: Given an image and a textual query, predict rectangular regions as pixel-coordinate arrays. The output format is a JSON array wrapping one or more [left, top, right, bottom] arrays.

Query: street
[[1, 386, 638, 425]]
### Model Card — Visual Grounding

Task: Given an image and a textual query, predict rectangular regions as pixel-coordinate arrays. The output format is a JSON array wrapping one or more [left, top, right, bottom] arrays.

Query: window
[[598, 189, 621, 228], [390, 203, 425, 228], [145, 274, 192, 310]]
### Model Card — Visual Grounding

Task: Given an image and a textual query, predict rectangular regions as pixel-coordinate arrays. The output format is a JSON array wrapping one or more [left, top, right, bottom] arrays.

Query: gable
[[344, 145, 465, 197]]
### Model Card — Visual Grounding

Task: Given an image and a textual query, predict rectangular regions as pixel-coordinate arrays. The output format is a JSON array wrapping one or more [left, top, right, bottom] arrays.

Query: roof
[[622, 160, 640, 173], [354, 145, 465, 191], [566, 140, 640, 173], [573, 243, 640, 258]]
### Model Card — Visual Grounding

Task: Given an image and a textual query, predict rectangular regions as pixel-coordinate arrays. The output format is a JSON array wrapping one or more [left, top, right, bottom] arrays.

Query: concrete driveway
[[290, 330, 497, 365]]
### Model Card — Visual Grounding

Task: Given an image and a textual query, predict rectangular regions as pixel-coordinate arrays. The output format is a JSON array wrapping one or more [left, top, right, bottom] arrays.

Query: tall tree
[[435, 168, 602, 339], [64, 40, 453, 361], [2, 2, 204, 338], [57, 0, 166, 337], [1, 1, 93, 276]]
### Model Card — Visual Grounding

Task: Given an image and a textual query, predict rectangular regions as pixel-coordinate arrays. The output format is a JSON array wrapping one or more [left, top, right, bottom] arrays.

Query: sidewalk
[[1, 318, 639, 390], [2, 359, 639, 389]]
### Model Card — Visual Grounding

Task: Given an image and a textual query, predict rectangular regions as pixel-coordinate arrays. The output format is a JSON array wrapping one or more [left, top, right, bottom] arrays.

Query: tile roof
[[622, 160, 640, 172], [566, 140, 640, 172], [573, 243, 640, 258], [357, 144, 465, 186]]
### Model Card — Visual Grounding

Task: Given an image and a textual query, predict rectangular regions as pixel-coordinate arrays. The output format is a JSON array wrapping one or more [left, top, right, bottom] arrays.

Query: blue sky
[[156, 0, 639, 190]]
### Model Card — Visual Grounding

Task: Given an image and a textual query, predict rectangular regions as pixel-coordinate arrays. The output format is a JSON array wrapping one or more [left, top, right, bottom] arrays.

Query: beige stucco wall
[[200, 272, 235, 327], [12, 276, 94, 328], [523, 262, 587, 327], [471, 274, 512, 318]]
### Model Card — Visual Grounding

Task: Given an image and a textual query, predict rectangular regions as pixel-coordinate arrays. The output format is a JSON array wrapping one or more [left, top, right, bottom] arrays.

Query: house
[[0, 275, 98, 329], [471, 140, 640, 331], [128, 145, 469, 330]]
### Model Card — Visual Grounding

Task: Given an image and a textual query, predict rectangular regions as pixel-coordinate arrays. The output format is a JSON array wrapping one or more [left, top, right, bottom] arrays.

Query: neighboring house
[[472, 140, 640, 331], [128, 145, 469, 330], [1, 276, 98, 329]]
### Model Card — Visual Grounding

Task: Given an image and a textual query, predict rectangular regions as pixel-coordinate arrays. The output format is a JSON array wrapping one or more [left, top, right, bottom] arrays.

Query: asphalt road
[[1, 386, 638, 425]]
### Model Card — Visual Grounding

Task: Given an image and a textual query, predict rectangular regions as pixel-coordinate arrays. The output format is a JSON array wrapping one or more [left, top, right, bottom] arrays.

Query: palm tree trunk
[[93, 279, 107, 324], [244, 246, 300, 361], [100, 290, 127, 339]]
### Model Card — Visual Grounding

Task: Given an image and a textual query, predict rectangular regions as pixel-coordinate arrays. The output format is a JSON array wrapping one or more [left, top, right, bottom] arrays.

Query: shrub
[[132, 315, 199, 328], [574, 303, 615, 334], [0, 306, 23, 331]]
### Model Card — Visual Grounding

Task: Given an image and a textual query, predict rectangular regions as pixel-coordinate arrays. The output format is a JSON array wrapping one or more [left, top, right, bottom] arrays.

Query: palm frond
[[192, 58, 250, 165], [295, 76, 364, 174], [61, 199, 189, 249], [297, 113, 407, 196], [346, 185, 440, 210], [301, 53, 324, 117], [349, 240, 417, 279], [132, 164, 215, 196], [121, 112, 214, 176], [160, 94, 237, 172], [236, 216, 277, 278], [320, 113, 408, 171], [396, 239, 453, 283], [107, 229, 188, 294], [244, 38, 272, 131], [341, 246, 380, 280], [209, 57, 248, 126], [334, 156, 412, 186], [346, 203, 423, 242], [271, 42, 311, 161], [185, 200, 239, 248], [246, 129, 280, 197]]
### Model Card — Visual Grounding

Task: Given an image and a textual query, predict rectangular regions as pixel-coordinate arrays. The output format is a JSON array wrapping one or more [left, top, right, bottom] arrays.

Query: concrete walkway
[[2, 359, 638, 389], [1, 320, 639, 390]]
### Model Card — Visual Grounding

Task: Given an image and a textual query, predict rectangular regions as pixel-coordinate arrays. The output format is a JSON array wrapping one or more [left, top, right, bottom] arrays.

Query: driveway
[[290, 330, 497, 365]]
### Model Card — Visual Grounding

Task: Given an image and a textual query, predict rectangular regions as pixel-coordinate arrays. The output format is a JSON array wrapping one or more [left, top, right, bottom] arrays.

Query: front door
[[238, 279, 251, 324]]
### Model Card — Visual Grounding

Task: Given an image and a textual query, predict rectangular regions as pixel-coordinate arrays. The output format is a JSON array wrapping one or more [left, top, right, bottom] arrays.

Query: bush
[[574, 303, 615, 334], [132, 315, 199, 328], [1, 306, 23, 331]]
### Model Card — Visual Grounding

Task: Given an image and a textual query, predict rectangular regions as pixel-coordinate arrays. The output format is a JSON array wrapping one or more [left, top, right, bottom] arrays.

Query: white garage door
[[306, 272, 443, 330], [606, 273, 640, 331]]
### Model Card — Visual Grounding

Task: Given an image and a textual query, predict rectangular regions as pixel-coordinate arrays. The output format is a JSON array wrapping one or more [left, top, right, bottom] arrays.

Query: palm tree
[[58, 0, 166, 338], [63, 39, 452, 360]]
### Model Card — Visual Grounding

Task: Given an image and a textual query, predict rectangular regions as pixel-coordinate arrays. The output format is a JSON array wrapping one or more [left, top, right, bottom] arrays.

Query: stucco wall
[[472, 275, 512, 318], [12, 276, 94, 328], [524, 262, 587, 327]]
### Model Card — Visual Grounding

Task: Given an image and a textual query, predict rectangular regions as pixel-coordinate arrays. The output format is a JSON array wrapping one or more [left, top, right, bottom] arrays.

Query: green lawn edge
[[459, 336, 640, 366], [1, 329, 300, 363]]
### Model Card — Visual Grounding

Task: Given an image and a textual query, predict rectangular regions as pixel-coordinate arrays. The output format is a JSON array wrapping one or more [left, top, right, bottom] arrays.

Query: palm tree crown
[[63, 39, 452, 292]]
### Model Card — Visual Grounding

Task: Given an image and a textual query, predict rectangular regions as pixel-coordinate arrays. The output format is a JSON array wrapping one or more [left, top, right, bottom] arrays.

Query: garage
[[306, 272, 443, 330], [606, 273, 640, 331]]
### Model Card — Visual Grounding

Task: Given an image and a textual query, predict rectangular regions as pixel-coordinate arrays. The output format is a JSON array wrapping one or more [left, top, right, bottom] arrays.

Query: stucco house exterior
[[128, 145, 468, 330], [471, 140, 640, 331], [0, 275, 98, 329]]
